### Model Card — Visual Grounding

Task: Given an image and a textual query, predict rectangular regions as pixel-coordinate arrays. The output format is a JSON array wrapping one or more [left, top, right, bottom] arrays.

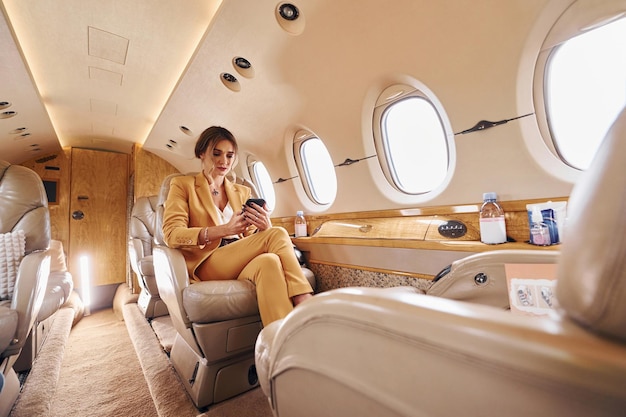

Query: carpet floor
[[10, 289, 273, 417]]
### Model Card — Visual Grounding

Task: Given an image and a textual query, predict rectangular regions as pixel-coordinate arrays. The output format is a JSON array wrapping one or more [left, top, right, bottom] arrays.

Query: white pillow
[[0, 230, 26, 300]]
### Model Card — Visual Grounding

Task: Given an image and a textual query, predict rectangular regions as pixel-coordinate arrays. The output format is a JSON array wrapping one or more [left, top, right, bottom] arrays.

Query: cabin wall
[[21, 147, 180, 305], [20, 149, 72, 251], [131, 144, 180, 200]]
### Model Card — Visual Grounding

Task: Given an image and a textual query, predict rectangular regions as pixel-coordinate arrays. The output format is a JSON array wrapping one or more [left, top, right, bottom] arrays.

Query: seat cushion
[[0, 230, 25, 300], [183, 280, 258, 323]]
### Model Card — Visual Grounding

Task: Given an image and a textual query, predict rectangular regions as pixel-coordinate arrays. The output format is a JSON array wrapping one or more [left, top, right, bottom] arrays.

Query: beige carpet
[[11, 307, 157, 417], [11, 284, 273, 417]]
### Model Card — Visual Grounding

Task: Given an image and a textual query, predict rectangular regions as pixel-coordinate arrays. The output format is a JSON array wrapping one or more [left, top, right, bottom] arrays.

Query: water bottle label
[[295, 223, 307, 237], [480, 218, 506, 244]]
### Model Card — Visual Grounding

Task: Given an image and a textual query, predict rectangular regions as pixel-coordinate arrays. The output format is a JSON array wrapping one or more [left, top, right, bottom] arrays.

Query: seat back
[[129, 195, 158, 290], [0, 160, 50, 360], [556, 106, 626, 341], [130, 195, 158, 259]]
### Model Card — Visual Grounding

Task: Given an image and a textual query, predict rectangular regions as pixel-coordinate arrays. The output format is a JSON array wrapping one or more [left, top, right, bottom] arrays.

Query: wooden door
[[69, 148, 129, 294]]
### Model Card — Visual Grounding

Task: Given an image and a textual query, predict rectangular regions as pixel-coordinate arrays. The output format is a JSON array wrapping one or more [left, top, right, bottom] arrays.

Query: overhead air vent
[[233, 57, 255, 78], [10, 127, 27, 134], [220, 72, 241, 92], [0, 111, 17, 119], [275, 3, 305, 35], [179, 125, 193, 136], [0, 101, 11, 110], [278, 3, 299, 20]]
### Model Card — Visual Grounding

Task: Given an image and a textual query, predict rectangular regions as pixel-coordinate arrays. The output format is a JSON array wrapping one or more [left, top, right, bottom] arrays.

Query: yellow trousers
[[196, 227, 313, 326]]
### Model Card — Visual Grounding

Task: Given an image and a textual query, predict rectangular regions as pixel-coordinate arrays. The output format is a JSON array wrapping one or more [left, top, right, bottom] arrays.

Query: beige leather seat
[[129, 195, 168, 318], [0, 161, 51, 417], [255, 108, 626, 417], [153, 173, 316, 409]]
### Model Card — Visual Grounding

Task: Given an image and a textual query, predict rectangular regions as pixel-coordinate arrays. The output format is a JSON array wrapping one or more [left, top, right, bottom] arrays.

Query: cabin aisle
[[47, 308, 158, 417]]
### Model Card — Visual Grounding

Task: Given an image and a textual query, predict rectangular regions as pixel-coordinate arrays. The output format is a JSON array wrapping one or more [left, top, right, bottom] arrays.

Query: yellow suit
[[162, 172, 313, 325]]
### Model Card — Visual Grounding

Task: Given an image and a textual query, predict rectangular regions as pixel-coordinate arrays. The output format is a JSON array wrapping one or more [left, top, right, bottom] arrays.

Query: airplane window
[[375, 90, 449, 194], [250, 160, 276, 211], [294, 132, 337, 205], [545, 17, 626, 170]]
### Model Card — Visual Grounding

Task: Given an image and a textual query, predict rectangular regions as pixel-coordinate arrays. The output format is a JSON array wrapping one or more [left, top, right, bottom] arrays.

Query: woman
[[162, 126, 313, 326]]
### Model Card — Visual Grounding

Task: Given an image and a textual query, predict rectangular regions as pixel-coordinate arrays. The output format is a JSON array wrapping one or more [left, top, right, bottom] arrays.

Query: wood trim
[[276, 197, 568, 250]]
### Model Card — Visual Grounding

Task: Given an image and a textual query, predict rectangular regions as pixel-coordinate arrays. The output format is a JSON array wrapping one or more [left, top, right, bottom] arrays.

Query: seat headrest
[[154, 173, 185, 245], [130, 195, 158, 254], [556, 107, 626, 342], [0, 160, 50, 253]]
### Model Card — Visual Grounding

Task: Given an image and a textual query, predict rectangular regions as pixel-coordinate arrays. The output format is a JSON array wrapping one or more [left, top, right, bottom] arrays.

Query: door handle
[[72, 210, 85, 220]]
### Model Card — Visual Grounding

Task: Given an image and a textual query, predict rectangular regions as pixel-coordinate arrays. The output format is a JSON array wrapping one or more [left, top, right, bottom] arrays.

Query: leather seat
[[153, 173, 315, 408], [255, 108, 626, 417], [0, 161, 51, 417], [129, 195, 168, 318]]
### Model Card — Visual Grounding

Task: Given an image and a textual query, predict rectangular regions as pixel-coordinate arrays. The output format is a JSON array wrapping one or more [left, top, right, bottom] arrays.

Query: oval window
[[374, 85, 449, 194], [249, 160, 276, 211], [294, 131, 337, 205], [545, 17, 626, 170]]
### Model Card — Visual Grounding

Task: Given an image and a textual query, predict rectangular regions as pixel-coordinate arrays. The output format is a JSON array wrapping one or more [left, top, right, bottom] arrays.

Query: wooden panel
[[69, 148, 129, 288], [275, 197, 568, 246], [313, 217, 431, 240], [132, 144, 180, 199], [21, 149, 72, 248]]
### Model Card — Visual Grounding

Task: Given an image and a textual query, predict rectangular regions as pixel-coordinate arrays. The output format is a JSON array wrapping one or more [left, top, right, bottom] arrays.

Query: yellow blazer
[[162, 172, 254, 281]]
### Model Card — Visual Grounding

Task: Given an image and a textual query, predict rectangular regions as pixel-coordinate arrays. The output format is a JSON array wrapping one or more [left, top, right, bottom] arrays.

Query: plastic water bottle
[[479, 192, 506, 244], [294, 210, 307, 237]]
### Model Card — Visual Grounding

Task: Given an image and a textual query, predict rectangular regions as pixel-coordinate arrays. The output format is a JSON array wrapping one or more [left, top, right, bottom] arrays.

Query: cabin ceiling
[[2, 0, 625, 177], [2, 0, 551, 171]]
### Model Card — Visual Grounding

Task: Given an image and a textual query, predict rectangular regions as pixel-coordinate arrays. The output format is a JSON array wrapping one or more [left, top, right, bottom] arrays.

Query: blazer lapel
[[225, 178, 245, 212], [194, 172, 221, 225]]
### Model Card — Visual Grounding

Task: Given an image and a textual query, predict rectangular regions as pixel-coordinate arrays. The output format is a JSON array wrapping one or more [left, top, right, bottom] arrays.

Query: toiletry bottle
[[295, 210, 307, 237], [530, 207, 551, 246], [479, 192, 507, 244]]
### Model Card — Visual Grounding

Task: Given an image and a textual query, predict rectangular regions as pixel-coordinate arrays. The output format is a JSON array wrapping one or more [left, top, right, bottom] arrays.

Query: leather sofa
[[254, 108, 626, 417]]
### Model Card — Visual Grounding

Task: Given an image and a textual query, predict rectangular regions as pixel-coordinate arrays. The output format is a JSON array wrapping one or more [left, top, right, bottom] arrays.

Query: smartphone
[[245, 198, 266, 208]]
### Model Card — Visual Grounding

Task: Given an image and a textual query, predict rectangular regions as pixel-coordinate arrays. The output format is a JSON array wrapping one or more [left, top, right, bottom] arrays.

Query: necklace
[[211, 188, 219, 196]]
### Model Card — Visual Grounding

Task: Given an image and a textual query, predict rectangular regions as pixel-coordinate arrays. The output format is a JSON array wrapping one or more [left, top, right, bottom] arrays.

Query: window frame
[[533, 7, 626, 172], [372, 84, 451, 195], [293, 129, 337, 206]]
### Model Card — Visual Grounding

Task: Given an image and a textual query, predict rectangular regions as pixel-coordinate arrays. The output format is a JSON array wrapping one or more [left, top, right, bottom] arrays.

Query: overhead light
[[220, 72, 241, 92], [179, 125, 193, 136], [0, 111, 17, 119], [233, 57, 255, 78], [234, 57, 251, 69], [278, 3, 299, 21], [275, 3, 305, 35]]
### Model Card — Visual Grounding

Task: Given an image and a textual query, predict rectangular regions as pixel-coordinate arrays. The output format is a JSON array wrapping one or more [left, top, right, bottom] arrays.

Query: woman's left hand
[[243, 202, 272, 231]]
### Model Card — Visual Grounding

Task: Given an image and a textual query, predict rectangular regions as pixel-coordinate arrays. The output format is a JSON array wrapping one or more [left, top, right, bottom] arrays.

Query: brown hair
[[194, 126, 239, 168]]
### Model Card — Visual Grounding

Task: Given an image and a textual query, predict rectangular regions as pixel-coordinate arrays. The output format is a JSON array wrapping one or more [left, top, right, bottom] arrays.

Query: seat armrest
[[6, 251, 50, 357], [153, 245, 191, 329], [427, 250, 559, 308]]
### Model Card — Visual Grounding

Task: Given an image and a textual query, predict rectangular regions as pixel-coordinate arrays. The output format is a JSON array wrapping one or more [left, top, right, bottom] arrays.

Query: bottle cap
[[483, 192, 497, 201], [296, 210, 304, 216]]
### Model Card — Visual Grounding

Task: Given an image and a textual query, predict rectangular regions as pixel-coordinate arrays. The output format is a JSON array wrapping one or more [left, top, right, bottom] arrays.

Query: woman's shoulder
[[171, 173, 198, 187]]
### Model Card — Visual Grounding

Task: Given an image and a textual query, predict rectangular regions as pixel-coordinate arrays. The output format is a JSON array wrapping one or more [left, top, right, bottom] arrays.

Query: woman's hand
[[243, 201, 272, 231], [225, 210, 251, 235]]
